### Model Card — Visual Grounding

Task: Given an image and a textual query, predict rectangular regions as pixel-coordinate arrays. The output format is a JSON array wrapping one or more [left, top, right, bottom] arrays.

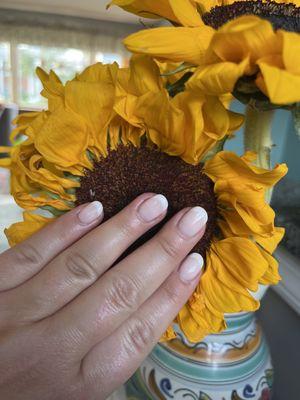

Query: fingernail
[[178, 207, 208, 238], [138, 194, 168, 222], [179, 253, 204, 283], [78, 201, 103, 225]]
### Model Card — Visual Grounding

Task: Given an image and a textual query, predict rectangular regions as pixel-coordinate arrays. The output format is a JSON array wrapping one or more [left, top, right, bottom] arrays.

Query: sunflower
[[109, 0, 300, 107], [0, 57, 287, 342]]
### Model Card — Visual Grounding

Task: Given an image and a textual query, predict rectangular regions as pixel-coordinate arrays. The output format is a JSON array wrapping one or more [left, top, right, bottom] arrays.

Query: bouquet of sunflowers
[[2, 0, 299, 343]]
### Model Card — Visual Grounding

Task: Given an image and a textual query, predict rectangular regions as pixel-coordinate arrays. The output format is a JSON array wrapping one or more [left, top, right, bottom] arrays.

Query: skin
[[0, 193, 207, 400]]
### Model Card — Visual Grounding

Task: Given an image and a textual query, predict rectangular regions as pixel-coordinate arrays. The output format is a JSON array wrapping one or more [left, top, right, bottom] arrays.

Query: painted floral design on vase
[[125, 311, 273, 400]]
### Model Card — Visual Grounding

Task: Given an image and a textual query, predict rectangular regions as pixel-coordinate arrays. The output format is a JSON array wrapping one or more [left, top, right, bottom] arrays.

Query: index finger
[[0, 202, 103, 292]]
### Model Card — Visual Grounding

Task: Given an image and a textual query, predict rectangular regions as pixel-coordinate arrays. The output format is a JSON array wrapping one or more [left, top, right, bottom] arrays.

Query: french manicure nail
[[179, 253, 204, 283], [78, 201, 103, 225], [178, 207, 208, 238], [138, 194, 168, 222]]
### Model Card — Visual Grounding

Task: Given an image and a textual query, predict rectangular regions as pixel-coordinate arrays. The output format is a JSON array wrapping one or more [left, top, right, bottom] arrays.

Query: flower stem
[[244, 105, 274, 170], [244, 105, 274, 203]]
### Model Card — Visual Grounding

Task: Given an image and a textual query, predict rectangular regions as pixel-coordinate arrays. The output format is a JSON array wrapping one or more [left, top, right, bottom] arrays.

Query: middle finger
[[53, 205, 207, 355]]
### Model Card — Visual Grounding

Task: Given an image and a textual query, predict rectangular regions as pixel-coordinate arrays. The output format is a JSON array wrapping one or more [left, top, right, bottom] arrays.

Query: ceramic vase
[[125, 311, 273, 400]]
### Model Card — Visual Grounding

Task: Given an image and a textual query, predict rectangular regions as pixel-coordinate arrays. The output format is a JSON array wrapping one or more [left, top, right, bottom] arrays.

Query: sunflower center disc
[[202, 0, 300, 32], [76, 144, 218, 258]]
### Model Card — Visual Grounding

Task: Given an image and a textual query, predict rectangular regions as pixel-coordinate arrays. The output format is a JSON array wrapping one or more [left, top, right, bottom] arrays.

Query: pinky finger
[[80, 253, 204, 399]]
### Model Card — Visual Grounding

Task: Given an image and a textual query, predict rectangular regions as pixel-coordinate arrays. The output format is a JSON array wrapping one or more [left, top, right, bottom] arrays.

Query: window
[[95, 52, 124, 66], [0, 42, 127, 109], [0, 43, 12, 104], [18, 45, 89, 108]]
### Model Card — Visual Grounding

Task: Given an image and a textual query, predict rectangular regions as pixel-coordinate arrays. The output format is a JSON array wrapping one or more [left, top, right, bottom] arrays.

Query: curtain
[[0, 8, 138, 56]]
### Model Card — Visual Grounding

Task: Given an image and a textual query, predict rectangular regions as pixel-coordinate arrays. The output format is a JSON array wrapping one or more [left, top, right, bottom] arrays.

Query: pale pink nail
[[179, 253, 204, 282], [178, 207, 208, 238], [138, 194, 168, 222], [78, 201, 103, 225]]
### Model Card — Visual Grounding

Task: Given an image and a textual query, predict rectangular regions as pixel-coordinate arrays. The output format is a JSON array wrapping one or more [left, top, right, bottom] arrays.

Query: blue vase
[[125, 312, 273, 400]]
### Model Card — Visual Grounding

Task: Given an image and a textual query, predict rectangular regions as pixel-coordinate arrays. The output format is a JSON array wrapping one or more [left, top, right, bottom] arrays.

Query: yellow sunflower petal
[[108, 0, 202, 26], [258, 248, 281, 285], [178, 300, 225, 342], [65, 85, 114, 154], [18, 154, 77, 201], [194, 0, 222, 14], [0, 158, 11, 168], [220, 206, 274, 237], [178, 232, 271, 343], [107, 0, 178, 21], [161, 325, 177, 342], [75, 62, 119, 83], [135, 91, 186, 156], [204, 151, 288, 187], [202, 261, 259, 313], [215, 179, 276, 236], [109, 114, 143, 148], [281, 30, 300, 74], [36, 67, 64, 111], [34, 108, 91, 170], [169, 0, 203, 26], [254, 226, 285, 254], [257, 55, 300, 104], [11, 181, 71, 211], [6, 143, 73, 204], [208, 16, 277, 71], [202, 96, 243, 139], [123, 26, 215, 65], [0, 146, 13, 154], [18, 111, 49, 143], [114, 56, 163, 130], [11, 140, 78, 199], [171, 91, 220, 164], [187, 58, 249, 95], [5, 212, 53, 247], [128, 55, 163, 95], [64, 63, 119, 155], [210, 237, 268, 292], [9, 111, 43, 143], [255, 30, 300, 104], [215, 179, 266, 208]]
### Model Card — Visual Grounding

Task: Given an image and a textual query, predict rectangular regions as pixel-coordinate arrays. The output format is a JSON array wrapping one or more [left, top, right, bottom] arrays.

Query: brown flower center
[[76, 144, 218, 258], [202, 0, 300, 32]]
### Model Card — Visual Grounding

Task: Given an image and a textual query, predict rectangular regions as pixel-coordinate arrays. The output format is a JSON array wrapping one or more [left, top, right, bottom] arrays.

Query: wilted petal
[[5, 212, 53, 247], [124, 26, 214, 65], [35, 108, 91, 170]]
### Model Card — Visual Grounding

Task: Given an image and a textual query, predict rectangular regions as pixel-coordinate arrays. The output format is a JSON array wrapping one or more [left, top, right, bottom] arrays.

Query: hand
[[0, 193, 207, 400]]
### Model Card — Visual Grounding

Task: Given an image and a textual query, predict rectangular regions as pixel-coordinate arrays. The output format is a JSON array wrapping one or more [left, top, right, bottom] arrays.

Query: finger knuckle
[[106, 274, 141, 314], [118, 217, 138, 240], [158, 235, 181, 260], [162, 280, 182, 306], [65, 252, 98, 283], [124, 317, 155, 354], [16, 243, 43, 267]]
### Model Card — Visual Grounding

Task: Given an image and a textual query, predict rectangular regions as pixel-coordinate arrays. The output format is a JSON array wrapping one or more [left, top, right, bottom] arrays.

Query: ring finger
[[80, 253, 204, 399]]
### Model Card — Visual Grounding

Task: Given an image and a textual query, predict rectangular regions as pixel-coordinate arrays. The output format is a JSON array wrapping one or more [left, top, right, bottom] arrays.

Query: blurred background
[[0, 1, 299, 399], [0, 0, 138, 110], [0, 0, 145, 192]]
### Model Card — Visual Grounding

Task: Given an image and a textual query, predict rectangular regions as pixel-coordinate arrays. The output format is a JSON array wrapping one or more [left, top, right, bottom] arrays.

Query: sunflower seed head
[[203, 0, 300, 32]]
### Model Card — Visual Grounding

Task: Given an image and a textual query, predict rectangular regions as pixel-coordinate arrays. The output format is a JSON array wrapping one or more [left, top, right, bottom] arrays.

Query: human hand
[[0, 193, 207, 400]]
